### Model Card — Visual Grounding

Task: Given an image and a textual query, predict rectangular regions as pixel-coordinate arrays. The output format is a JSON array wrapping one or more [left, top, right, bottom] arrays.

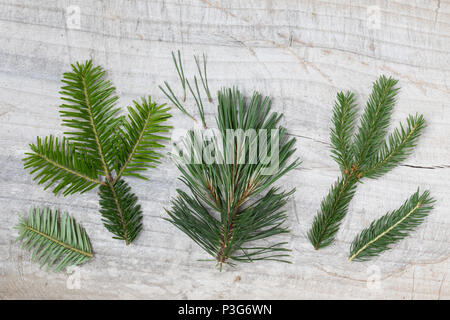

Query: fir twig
[[349, 189, 434, 262], [24, 60, 171, 245], [15, 207, 93, 272]]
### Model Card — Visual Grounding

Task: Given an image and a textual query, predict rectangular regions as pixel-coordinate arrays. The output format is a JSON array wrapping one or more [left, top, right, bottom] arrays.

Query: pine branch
[[99, 179, 143, 245], [166, 85, 300, 269], [330, 91, 357, 173], [349, 189, 434, 262], [15, 207, 93, 272], [112, 97, 172, 182], [308, 76, 426, 250], [23, 135, 103, 196]]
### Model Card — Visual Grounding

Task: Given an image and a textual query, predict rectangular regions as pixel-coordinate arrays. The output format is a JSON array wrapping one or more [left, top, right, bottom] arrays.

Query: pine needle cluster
[[162, 52, 300, 268], [23, 61, 172, 245], [308, 76, 427, 251]]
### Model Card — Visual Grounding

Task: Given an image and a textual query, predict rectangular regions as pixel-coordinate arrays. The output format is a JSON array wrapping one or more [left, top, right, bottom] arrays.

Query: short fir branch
[[23, 135, 103, 196], [99, 179, 143, 245], [15, 207, 94, 272], [349, 189, 434, 262], [166, 86, 300, 269], [24, 60, 171, 244], [59, 60, 121, 177], [308, 75, 426, 250], [112, 96, 172, 182]]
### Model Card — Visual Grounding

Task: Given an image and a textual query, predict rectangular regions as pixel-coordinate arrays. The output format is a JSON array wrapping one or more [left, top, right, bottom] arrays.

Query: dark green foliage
[[330, 91, 357, 173], [166, 87, 300, 268], [23, 135, 100, 196], [349, 189, 434, 262], [99, 179, 143, 245], [307, 175, 358, 250], [59, 61, 121, 169], [308, 76, 426, 250], [112, 97, 171, 180], [363, 114, 425, 179], [23, 60, 171, 244], [15, 207, 93, 272]]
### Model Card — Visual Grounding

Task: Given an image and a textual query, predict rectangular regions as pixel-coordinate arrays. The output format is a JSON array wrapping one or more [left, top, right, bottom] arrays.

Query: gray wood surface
[[0, 0, 449, 299]]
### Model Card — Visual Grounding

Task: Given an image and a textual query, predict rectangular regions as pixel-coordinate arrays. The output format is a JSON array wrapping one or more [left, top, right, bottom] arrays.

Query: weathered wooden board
[[0, 0, 448, 299]]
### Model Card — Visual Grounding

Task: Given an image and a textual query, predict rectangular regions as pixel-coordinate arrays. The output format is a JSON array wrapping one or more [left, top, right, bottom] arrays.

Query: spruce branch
[[361, 114, 425, 179], [330, 91, 357, 173], [349, 189, 434, 262], [24, 60, 171, 244], [15, 207, 93, 272], [307, 174, 358, 250], [308, 76, 426, 250], [353, 76, 399, 168], [166, 85, 300, 269]]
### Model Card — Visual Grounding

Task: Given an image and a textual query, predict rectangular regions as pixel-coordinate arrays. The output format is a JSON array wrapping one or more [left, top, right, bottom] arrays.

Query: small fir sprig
[[349, 189, 434, 262], [15, 207, 93, 272], [308, 76, 426, 250], [23, 60, 171, 245]]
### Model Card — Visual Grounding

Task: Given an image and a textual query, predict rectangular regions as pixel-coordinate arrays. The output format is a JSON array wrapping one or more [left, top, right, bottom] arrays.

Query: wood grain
[[0, 0, 448, 299]]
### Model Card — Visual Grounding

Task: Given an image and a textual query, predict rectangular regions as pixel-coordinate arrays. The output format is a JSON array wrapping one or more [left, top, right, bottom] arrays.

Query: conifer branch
[[308, 76, 426, 250], [15, 207, 94, 272], [112, 97, 172, 182], [349, 189, 434, 261], [99, 179, 143, 245], [24, 136, 104, 195], [361, 114, 425, 179], [353, 76, 399, 167], [24, 60, 171, 244], [330, 91, 357, 173], [166, 80, 300, 269]]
